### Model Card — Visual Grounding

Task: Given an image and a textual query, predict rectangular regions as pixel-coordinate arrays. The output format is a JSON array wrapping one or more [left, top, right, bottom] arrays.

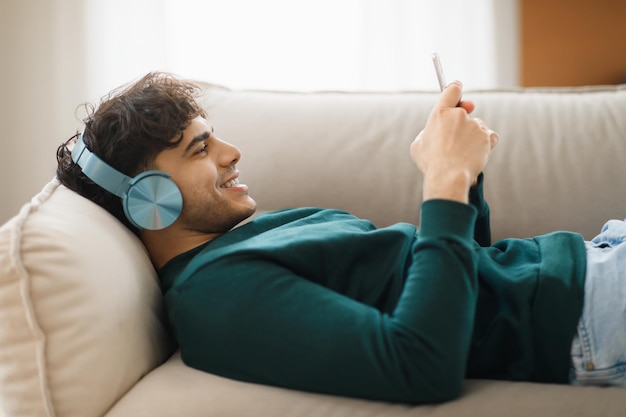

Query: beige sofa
[[1, 82, 626, 417]]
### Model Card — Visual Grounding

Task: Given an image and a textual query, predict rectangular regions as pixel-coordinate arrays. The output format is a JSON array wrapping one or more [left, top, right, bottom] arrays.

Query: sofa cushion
[[0, 179, 173, 417], [105, 352, 626, 417]]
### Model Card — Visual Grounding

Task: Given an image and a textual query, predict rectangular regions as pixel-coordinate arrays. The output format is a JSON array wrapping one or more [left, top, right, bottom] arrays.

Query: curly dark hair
[[56, 72, 207, 233]]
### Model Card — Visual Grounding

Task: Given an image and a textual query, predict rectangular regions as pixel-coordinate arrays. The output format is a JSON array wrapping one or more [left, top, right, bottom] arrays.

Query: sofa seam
[[8, 178, 60, 417]]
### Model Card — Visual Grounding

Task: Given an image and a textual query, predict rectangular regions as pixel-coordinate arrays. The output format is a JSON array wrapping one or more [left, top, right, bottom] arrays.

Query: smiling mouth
[[220, 178, 241, 188]]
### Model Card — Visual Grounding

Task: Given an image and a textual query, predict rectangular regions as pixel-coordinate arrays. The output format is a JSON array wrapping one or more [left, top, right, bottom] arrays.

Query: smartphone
[[432, 52, 461, 106], [431, 52, 447, 92]]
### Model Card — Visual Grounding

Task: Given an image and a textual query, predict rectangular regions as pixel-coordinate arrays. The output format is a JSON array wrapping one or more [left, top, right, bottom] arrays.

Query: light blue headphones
[[71, 132, 183, 230]]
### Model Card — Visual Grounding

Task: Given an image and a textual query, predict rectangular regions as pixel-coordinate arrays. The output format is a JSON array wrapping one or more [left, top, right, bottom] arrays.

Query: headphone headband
[[72, 132, 131, 197]]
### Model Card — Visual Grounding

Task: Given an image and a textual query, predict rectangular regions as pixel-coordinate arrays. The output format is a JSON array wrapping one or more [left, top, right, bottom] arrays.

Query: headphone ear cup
[[123, 171, 183, 230]]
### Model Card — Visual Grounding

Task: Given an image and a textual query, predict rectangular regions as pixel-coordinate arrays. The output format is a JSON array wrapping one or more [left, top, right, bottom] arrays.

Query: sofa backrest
[[200, 83, 626, 241], [0, 82, 624, 417]]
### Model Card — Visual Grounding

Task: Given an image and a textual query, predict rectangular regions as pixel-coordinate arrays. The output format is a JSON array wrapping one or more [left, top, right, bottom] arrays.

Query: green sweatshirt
[[159, 178, 586, 404]]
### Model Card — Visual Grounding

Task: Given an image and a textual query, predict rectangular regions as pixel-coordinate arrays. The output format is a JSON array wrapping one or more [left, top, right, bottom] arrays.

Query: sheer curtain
[[83, 0, 519, 98]]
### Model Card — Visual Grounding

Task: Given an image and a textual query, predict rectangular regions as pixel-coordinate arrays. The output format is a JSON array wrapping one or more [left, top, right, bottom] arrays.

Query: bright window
[[83, 0, 519, 96]]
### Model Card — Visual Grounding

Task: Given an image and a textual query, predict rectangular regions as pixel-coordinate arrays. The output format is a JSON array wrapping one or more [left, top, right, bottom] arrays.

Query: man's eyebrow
[[182, 130, 211, 156]]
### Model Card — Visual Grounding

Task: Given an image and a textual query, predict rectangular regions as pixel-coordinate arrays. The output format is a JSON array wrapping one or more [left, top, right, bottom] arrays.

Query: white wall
[[0, 0, 87, 223]]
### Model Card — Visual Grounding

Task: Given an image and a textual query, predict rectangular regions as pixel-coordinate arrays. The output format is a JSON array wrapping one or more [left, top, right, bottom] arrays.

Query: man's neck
[[141, 230, 221, 269]]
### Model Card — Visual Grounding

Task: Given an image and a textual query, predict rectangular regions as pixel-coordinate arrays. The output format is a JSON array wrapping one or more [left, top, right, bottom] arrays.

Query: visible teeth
[[221, 178, 240, 188]]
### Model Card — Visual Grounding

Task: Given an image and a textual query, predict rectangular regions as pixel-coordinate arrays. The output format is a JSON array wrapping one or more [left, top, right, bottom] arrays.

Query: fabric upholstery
[[0, 179, 173, 417], [1, 83, 625, 416], [199, 84, 626, 241]]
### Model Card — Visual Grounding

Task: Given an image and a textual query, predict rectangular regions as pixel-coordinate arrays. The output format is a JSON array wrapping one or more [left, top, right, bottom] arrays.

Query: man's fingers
[[473, 117, 487, 130], [437, 81, 464, 109], [488, 130, 499, 149], [459, 100, 475, 113], [473, 117, 500, 149]]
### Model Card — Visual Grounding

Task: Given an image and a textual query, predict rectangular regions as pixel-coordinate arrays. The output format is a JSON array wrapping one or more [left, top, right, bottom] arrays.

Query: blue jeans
[[570, 218, 626, 386]]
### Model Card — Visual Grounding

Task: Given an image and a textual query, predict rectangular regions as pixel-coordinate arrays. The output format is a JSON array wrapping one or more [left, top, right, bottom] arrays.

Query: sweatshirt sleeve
[[165, 202, 479, 404], [469, 173, 491, 247]]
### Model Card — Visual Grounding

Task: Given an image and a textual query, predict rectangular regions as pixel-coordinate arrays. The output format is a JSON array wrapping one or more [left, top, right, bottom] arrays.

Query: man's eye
[[195, 143, 208, 155]]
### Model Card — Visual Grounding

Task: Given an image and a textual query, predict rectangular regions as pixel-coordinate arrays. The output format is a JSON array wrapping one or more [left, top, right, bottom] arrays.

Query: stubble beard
[[180, 193, 256, 234]]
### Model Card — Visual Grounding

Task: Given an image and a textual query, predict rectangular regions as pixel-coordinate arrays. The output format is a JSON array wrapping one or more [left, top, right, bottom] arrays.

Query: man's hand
[[410, 81, 499, 203]]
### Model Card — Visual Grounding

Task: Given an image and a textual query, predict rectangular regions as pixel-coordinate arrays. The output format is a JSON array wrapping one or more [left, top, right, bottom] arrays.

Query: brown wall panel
[[522, 0, 626, 86]]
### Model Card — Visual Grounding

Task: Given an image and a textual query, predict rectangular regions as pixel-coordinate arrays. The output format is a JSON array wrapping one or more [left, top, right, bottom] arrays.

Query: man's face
[[153, 116, 257, 234]]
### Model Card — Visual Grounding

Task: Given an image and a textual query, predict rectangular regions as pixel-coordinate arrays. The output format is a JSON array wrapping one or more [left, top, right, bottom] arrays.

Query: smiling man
[[139, 116, 257, 268], [56, 72, 626, 404]]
